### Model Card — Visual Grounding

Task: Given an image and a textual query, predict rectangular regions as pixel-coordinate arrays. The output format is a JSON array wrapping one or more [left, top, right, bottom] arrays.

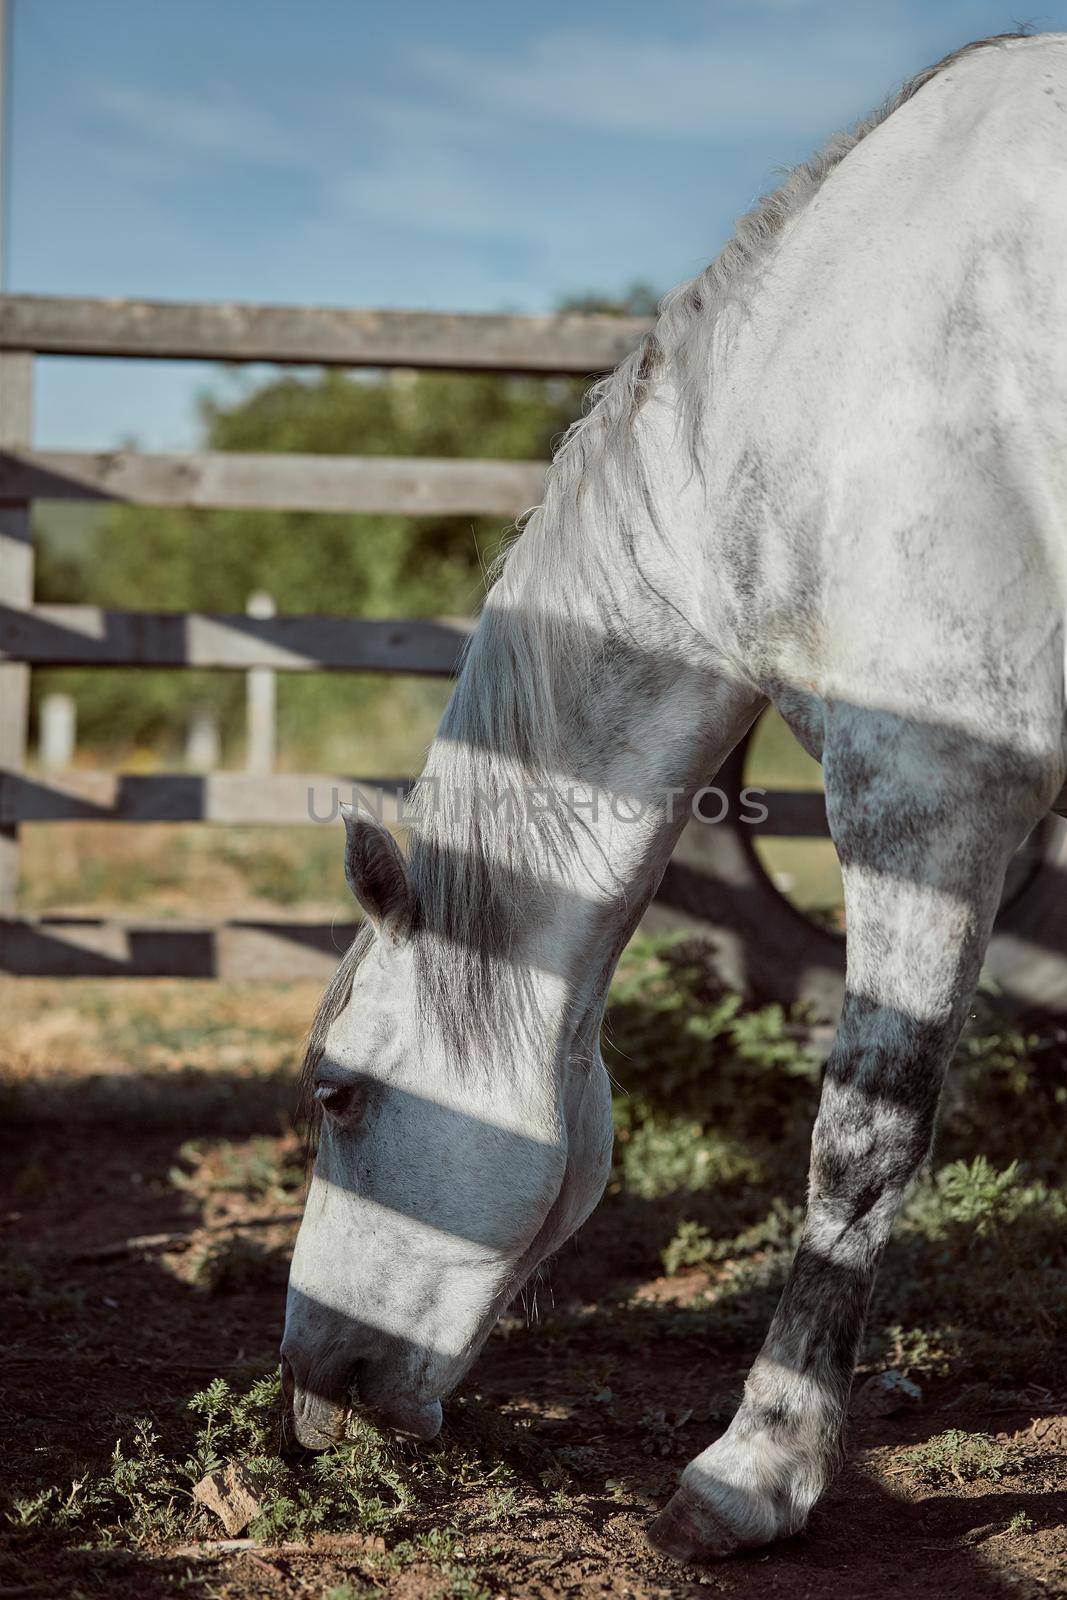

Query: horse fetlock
[[647, 1428, 827, 1562]]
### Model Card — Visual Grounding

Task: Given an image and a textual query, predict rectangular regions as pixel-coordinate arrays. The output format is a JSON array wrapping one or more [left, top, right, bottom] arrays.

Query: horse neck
[[405, 455, 758, 1056]]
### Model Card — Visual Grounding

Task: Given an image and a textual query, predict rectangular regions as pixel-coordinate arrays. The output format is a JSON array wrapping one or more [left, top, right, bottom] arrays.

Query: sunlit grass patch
[[20, 822, 353, 920], [171, 1135, 305, 1206], [0, 979, 314, 1132]]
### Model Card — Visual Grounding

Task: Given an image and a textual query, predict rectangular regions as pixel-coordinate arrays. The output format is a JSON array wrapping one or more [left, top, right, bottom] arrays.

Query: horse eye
[[314, 1082, 361, 1120]]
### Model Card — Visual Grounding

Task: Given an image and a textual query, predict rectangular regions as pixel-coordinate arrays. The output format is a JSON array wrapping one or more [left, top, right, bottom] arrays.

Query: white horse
[[282, 33, 1067, 1560]]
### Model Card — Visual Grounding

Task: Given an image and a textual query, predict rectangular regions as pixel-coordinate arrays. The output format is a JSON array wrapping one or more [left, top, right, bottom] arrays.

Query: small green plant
[[482, 1486, 521, 1525], [662, 1200, 804, 1276], [637, 1406, 694, 1457], [894, 1429, 1011, 1487], [170, 1135, 304, 1204], [1007, 1510, 1035, 1535], [868, 1158, 1067, 1384], [184, 1234, 286, 1296], [360, 1528, 490, 1599], [6, 1370, 565, 1553], [874, 1323, 959, 1378], [432, 1567, 492, 1600], [921, 1156, 1027, 1237], [662, 1218, 715, 1275]]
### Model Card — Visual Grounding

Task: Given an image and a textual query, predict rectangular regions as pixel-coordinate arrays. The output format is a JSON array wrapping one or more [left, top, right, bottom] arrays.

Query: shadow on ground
[[2, 949, 1065, 1600]]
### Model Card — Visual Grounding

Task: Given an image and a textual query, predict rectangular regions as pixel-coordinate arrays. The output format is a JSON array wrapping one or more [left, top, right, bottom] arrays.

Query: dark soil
[[2, 1116, 1064, 1600]]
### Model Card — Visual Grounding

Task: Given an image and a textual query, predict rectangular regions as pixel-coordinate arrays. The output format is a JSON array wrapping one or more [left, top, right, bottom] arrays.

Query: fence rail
[[0, 448, 548, 516], [0, 293, 651, 372], [0, 771, 410, 825], [0, 606, 472, 673], [2, 916, 363, 980]]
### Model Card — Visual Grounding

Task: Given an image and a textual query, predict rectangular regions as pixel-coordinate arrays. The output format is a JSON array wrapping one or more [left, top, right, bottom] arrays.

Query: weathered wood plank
[[0, 606, 473, 674], [0, 916, 360, 979], [0, 294, 650, 373], [0, 352, 34, 915], [0, 448, 548, 515], [0, 772, 414, 826]]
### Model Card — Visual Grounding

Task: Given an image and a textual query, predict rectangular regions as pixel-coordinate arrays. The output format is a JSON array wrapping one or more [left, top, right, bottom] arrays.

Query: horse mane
[[304, 30, 1033, 1066]]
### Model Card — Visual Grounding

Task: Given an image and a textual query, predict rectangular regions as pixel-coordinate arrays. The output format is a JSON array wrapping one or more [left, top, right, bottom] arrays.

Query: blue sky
[[8, 0, 1067, 448]]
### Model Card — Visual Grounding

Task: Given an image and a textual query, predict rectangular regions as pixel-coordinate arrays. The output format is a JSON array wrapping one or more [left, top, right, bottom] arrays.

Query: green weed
[[183, 1235, 287, 1296], [5, 1371, 563, 1554], [661, 1200, 803, 1276], [481, 1486, 521, 1525], [894, 1429, 1012, 1487]]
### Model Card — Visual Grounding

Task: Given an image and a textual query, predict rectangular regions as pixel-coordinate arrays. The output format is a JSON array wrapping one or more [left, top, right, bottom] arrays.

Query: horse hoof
[[647, 1483, 748, 1562]]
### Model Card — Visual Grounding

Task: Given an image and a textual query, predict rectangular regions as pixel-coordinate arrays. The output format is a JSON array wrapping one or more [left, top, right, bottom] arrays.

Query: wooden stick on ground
[[68, 1210, 304, 1263]]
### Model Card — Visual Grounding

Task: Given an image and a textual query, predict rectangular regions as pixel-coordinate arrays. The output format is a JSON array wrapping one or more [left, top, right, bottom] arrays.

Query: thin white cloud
[[410, 22, 916, 140], [318, 12, 920, 254], [80, 10, 929, 291], [330, 151, 533, 243], [324, 98, 578, 248], [91, 82, 303, 167]]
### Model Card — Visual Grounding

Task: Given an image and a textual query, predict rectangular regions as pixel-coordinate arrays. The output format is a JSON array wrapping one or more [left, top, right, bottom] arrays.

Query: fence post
[[245, 589, 276, 775], [185, 705, 221, 772], [38, 691, 76, 770], [0, 348, 34, 916]]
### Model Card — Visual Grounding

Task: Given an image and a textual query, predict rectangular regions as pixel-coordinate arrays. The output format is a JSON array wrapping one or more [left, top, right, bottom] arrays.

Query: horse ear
[[340, 803, 412, 944]]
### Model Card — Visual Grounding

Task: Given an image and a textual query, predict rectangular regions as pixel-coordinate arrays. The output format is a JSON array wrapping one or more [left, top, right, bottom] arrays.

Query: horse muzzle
[[280, 1352, 444, 1449]]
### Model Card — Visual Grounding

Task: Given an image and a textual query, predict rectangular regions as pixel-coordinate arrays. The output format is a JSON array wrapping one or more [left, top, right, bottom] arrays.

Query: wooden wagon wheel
[[651, 713, 1067, 1019]]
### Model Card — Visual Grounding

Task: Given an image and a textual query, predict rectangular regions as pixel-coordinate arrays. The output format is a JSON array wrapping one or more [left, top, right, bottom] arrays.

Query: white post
[[0, 350, 33, 915], [245, 590, 276, 775], [38, 691, 76, 770], [186, 706, 220, 772]]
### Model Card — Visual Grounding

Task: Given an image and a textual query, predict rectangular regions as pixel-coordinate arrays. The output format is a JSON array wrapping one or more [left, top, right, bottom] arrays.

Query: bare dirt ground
[[1, 962, 1064, 1600]]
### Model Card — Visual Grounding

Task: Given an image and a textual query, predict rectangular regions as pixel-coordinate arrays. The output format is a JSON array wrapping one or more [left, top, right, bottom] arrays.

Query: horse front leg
[[649, 728, 1048, 1560]]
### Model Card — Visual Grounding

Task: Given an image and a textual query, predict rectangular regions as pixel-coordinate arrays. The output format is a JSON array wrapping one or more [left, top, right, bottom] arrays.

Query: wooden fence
[[2, 292, 1063, 1011]]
